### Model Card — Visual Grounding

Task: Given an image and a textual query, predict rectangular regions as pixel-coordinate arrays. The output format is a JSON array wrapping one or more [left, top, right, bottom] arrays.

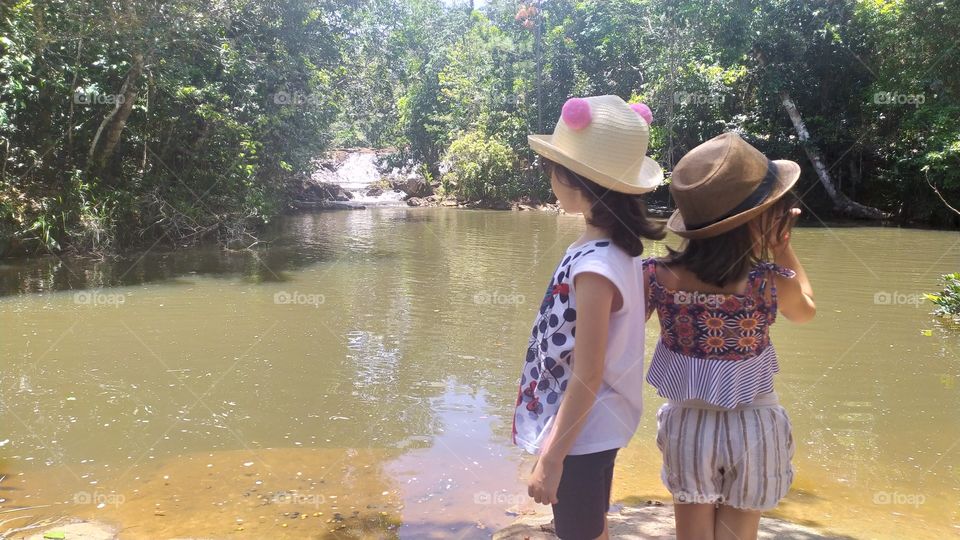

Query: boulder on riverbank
[[298, 178, 353, 202], [383, 165, 435, 199], [291, 200, 365, 210], [494, 502, 850, 540]]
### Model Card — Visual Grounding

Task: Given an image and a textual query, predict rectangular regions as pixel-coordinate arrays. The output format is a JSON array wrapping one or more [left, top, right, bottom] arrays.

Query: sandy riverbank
[[494, 501, 854, 540], [16, 503, 852, 540]]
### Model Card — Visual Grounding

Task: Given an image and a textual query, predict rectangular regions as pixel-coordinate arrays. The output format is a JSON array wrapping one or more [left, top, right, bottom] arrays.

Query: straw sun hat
[[666, 132, 801, 239], [528, 95, 663, 194]]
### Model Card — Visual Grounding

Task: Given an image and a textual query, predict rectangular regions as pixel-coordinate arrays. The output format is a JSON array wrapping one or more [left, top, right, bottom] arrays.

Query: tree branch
[[926, 169, 960, 216]]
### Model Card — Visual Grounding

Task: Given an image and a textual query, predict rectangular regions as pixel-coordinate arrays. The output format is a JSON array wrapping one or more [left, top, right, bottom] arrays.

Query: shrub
[[441, 131, 520, 203], [927, 273, 960, 321]]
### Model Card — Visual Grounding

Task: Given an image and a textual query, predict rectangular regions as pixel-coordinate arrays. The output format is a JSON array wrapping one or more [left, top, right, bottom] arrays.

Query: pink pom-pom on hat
[[630, 103, 653, 125], [561, 98, 592, 130]]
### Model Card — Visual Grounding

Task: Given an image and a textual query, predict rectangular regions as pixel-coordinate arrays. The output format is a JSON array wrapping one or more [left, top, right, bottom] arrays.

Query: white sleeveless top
[[512, 239, 647, 455]]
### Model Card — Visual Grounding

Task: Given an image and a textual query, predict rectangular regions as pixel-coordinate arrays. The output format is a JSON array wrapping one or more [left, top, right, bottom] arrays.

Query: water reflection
[[0, 208, 958, 539], [387, 381, 530, 539]]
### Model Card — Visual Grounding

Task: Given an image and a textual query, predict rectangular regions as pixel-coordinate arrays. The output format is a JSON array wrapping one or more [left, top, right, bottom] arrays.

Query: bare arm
[[527, 271, 615, 504], [772, 210, 816, 323]]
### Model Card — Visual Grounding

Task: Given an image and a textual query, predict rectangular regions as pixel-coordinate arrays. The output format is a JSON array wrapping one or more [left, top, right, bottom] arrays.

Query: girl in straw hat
[[642, 132, 816, 540], [512, 95, 664, 540]]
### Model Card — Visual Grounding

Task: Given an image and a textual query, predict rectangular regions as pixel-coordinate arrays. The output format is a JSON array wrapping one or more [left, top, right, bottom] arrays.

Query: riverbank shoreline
[[0, 201, 569, 262], [0, 201, 953, 263], [494, 501, 853, 540], [10, 501, 851, 540], [1, 148, 952, 260]]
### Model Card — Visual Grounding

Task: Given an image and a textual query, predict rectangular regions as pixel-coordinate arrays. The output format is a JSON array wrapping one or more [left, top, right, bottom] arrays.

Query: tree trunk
[[779, 90, 889, 219], [89, 52, 144, 172], [926, 170, 960, 217]]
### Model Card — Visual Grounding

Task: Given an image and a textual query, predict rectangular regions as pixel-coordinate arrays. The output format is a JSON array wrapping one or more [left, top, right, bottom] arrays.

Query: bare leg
[[714, 505, 762, 540], [592, 515, 609, 540], [674, 503, 716, 540]]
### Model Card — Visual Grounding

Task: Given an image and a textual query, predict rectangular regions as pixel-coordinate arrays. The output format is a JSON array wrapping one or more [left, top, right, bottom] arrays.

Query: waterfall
[[311, 150, 407, 207]]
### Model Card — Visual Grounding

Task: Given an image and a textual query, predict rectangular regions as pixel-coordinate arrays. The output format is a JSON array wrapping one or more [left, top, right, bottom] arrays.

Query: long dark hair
[[542, 158, 665, 257], [666, 194, 798, 287]]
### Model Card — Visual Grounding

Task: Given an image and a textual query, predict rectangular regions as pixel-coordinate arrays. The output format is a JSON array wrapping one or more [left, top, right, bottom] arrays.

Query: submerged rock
[[27, 521, 118, 540]]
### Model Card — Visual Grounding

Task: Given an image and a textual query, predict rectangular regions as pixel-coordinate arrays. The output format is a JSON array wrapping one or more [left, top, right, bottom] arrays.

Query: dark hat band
[[684, 161, 778, 231]]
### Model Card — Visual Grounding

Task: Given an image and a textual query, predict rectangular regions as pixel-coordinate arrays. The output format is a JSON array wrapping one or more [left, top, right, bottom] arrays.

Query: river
[[0, 208, 957, 539]]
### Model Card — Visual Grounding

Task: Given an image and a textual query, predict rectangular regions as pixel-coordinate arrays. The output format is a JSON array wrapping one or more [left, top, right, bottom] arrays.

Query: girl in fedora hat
[[512, 95, 664, 540], [642, 132, 816, 540]]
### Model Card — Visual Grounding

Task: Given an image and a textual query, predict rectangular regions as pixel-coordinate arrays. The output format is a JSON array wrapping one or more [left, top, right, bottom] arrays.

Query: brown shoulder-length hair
[[542, 158, 665, 257], [666, 194, 798, 287]]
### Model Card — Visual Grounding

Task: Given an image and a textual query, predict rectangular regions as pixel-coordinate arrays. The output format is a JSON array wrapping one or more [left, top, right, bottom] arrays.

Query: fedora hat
[[528, 95, 663, 194], [667, 132, 801, 239]]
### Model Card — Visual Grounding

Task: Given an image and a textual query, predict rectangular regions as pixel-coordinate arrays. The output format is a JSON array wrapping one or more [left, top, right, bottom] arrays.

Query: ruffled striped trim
[[646, 342, 780, 409]]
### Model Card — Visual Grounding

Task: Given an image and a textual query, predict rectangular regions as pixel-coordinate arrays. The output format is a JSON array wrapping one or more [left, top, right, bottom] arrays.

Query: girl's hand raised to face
[[770, 207, 816, 323], [769, 207, 801, 256]]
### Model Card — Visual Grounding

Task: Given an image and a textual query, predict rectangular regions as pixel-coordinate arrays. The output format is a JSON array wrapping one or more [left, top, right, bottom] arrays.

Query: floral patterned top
[[643, 258, 796, 408]]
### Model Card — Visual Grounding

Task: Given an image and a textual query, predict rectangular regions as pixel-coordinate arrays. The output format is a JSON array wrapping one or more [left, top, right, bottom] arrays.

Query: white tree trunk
[[89, 52, 144, 170], [779, 90, 889, 219]]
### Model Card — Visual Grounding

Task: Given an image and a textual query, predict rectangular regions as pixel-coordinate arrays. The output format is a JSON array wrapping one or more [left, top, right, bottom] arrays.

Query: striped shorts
[[655, 392, 794, 511]]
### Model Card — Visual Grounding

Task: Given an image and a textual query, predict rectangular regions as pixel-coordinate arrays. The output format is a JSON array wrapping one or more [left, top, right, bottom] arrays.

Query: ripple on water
[[0, 212, 958, 539]]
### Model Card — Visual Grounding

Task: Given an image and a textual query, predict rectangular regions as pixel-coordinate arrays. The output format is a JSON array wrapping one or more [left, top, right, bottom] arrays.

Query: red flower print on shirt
[[735, 313, 764, 332], [701, 334, 728, 354], [735, 333, 760, 352], [698, 312, 728, 333]]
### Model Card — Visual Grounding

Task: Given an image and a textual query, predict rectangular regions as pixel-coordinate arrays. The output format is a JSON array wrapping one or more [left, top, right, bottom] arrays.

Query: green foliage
[[442, 131, 519, 202], [926, 273, 960, 320], [0, 0, 350, 254], [1, 0, 957, 256]]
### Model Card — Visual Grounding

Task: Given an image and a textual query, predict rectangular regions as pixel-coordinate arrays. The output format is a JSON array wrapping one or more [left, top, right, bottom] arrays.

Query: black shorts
[[551, 448, 619, 540]]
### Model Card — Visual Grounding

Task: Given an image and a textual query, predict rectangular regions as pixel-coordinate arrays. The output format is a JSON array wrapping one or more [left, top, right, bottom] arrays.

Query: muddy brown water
[[0, 208, 958, 539]]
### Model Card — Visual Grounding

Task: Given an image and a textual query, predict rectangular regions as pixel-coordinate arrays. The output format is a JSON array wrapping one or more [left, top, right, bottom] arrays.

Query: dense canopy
[[1, 0, 957, 255]]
